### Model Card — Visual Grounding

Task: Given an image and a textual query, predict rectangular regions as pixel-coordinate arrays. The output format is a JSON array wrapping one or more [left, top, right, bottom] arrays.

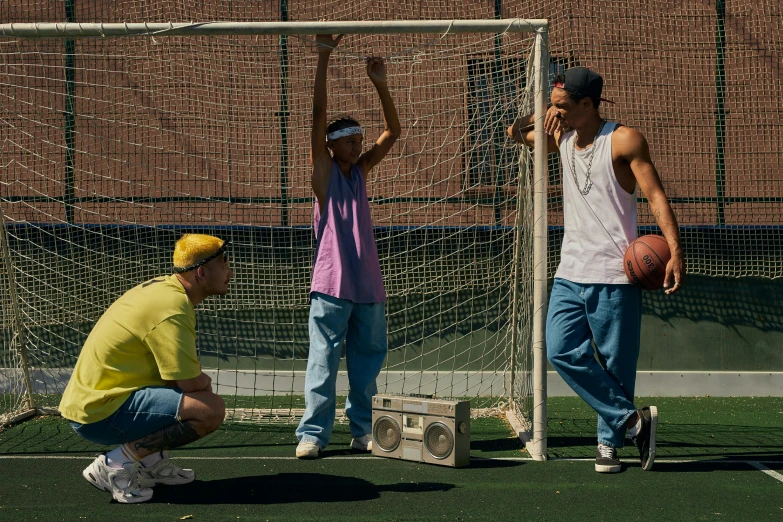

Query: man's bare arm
[[507, 106, 563, 153], [176, 372, 212, 393], [617, 127, 685, 294], [358, 57, 401, 177], [311, 34, 343, 211]]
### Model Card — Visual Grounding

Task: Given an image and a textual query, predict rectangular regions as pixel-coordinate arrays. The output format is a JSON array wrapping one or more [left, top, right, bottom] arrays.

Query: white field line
[[747, 461, 783, 484], [0, 455, 782, 466]]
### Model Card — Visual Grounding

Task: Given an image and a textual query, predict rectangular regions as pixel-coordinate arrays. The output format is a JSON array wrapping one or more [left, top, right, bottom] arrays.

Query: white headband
[[326, 126, 362, 141]]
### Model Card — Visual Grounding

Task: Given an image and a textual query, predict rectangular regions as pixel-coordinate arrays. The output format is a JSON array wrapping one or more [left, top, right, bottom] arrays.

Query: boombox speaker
[[371, 394, 470, 467]]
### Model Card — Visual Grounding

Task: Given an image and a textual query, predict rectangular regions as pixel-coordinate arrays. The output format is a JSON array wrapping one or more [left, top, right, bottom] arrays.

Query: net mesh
[[0, 9, 542, 428]]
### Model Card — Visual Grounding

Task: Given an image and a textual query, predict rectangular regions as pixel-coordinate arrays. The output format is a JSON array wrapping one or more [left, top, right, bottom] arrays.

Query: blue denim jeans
[[69, 386, 184, 445], [296, 292, 388, 448], [546, 278, 642, 448]]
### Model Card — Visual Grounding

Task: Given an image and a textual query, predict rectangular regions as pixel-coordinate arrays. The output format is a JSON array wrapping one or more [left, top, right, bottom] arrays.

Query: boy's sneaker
[[630, 406, 658, 471], [595, 443, 621, 473], [296, 440, 322, 459], [82, 454, 153, 504], [350, 434, 373, 452], [137, 452, 195, 487]]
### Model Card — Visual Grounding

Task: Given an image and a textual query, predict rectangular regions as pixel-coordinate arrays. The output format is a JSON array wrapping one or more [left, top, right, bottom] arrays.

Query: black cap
[[554, 67, 613, 104]]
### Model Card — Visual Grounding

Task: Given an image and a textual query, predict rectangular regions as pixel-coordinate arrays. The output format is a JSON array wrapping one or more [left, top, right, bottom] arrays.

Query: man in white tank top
[[508, 67, 685, 473]]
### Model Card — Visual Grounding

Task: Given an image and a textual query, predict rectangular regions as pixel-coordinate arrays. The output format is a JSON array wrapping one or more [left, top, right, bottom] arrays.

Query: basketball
[[623, 234, 671, 290]]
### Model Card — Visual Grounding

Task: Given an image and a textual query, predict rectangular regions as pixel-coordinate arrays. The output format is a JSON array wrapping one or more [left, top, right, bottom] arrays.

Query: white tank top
[[555, 121, 637, 284]]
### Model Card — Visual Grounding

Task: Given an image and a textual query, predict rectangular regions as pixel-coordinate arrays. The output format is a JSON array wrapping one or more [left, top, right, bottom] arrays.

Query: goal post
[[530, 26, 549, 461], [0, 19, 548, 459]]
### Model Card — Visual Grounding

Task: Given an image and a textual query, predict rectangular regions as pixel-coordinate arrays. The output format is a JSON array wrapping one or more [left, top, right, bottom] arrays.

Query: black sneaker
[[595, 444, 621, 473], [630, 406, 658, 470]]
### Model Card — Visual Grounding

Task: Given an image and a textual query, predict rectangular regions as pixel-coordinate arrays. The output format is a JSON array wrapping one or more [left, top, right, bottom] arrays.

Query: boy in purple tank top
[[295, 34, 401, 458]]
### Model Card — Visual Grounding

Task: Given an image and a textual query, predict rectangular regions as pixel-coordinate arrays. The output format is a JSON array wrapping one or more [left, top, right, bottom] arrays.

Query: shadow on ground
[[151, 473, 455, 504]]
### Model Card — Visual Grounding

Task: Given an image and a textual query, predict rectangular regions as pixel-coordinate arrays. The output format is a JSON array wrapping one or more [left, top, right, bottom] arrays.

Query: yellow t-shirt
[[59, 275, 201, 424]]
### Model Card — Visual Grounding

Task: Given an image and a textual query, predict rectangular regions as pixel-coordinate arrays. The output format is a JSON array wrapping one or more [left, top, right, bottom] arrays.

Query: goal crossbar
[[0, 19, 547, 38]]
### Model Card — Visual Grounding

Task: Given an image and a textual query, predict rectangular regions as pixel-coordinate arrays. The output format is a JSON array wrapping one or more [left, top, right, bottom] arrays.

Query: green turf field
[[1, 397, 781, 521]]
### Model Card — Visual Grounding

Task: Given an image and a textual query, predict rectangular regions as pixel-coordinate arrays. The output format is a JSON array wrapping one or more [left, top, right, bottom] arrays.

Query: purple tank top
[[310, 161, 386, 303]]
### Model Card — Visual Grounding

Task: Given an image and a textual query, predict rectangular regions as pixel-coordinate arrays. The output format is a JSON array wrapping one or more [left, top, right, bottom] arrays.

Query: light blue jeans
[[546, 278, 643, 448], [70, 386, 184, 445], [296, 292, 388, 448]]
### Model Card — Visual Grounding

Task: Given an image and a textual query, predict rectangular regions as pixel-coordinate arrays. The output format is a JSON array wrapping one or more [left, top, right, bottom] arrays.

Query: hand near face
[[545, 105, 569, 136]]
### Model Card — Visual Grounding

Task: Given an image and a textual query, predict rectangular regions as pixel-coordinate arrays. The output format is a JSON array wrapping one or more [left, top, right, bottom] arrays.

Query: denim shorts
[[70, 386, 184, 445]]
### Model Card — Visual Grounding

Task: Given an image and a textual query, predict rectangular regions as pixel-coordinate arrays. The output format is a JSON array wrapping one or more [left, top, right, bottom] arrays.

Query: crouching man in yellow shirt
[[59, 234, 233, 503]]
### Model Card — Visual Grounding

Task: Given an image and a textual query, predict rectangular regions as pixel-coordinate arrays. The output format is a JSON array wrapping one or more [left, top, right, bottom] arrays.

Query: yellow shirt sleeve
[[144, 314, 201, 381]]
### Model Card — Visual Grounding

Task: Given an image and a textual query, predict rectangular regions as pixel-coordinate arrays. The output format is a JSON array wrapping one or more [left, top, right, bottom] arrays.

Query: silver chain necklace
[[570, 120, 606, 196]]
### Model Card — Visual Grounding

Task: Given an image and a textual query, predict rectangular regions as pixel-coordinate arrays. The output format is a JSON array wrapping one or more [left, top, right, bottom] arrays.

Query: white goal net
[[0, 19, 549, 457]]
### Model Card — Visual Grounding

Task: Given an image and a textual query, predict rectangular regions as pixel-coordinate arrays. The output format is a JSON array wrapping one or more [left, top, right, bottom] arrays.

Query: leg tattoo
[[133, 420, 201, 454]]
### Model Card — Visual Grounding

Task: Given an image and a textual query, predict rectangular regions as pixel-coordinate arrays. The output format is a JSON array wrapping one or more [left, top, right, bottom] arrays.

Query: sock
[[628, 417, 642, 437], [105, 443, 140, 469], [140, 451, 165, 468]]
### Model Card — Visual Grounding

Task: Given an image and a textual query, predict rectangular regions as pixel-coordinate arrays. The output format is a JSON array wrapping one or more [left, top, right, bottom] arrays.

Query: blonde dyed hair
[[173, 234, 225, 270]]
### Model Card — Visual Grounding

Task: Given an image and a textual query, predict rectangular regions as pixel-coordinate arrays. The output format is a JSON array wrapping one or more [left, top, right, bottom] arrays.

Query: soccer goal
[[0, 19, 549, 459]]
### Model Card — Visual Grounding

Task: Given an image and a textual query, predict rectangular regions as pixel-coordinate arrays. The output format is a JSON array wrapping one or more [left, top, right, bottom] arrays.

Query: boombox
[[371, 394, 470, 467]]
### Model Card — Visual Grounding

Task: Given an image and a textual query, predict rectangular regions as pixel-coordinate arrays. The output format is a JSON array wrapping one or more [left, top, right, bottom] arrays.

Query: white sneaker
[[296, 440, 322, 459], [137, 453, 195, 487], [82, 454, 153, 504], [350, 433, 373, 452]]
